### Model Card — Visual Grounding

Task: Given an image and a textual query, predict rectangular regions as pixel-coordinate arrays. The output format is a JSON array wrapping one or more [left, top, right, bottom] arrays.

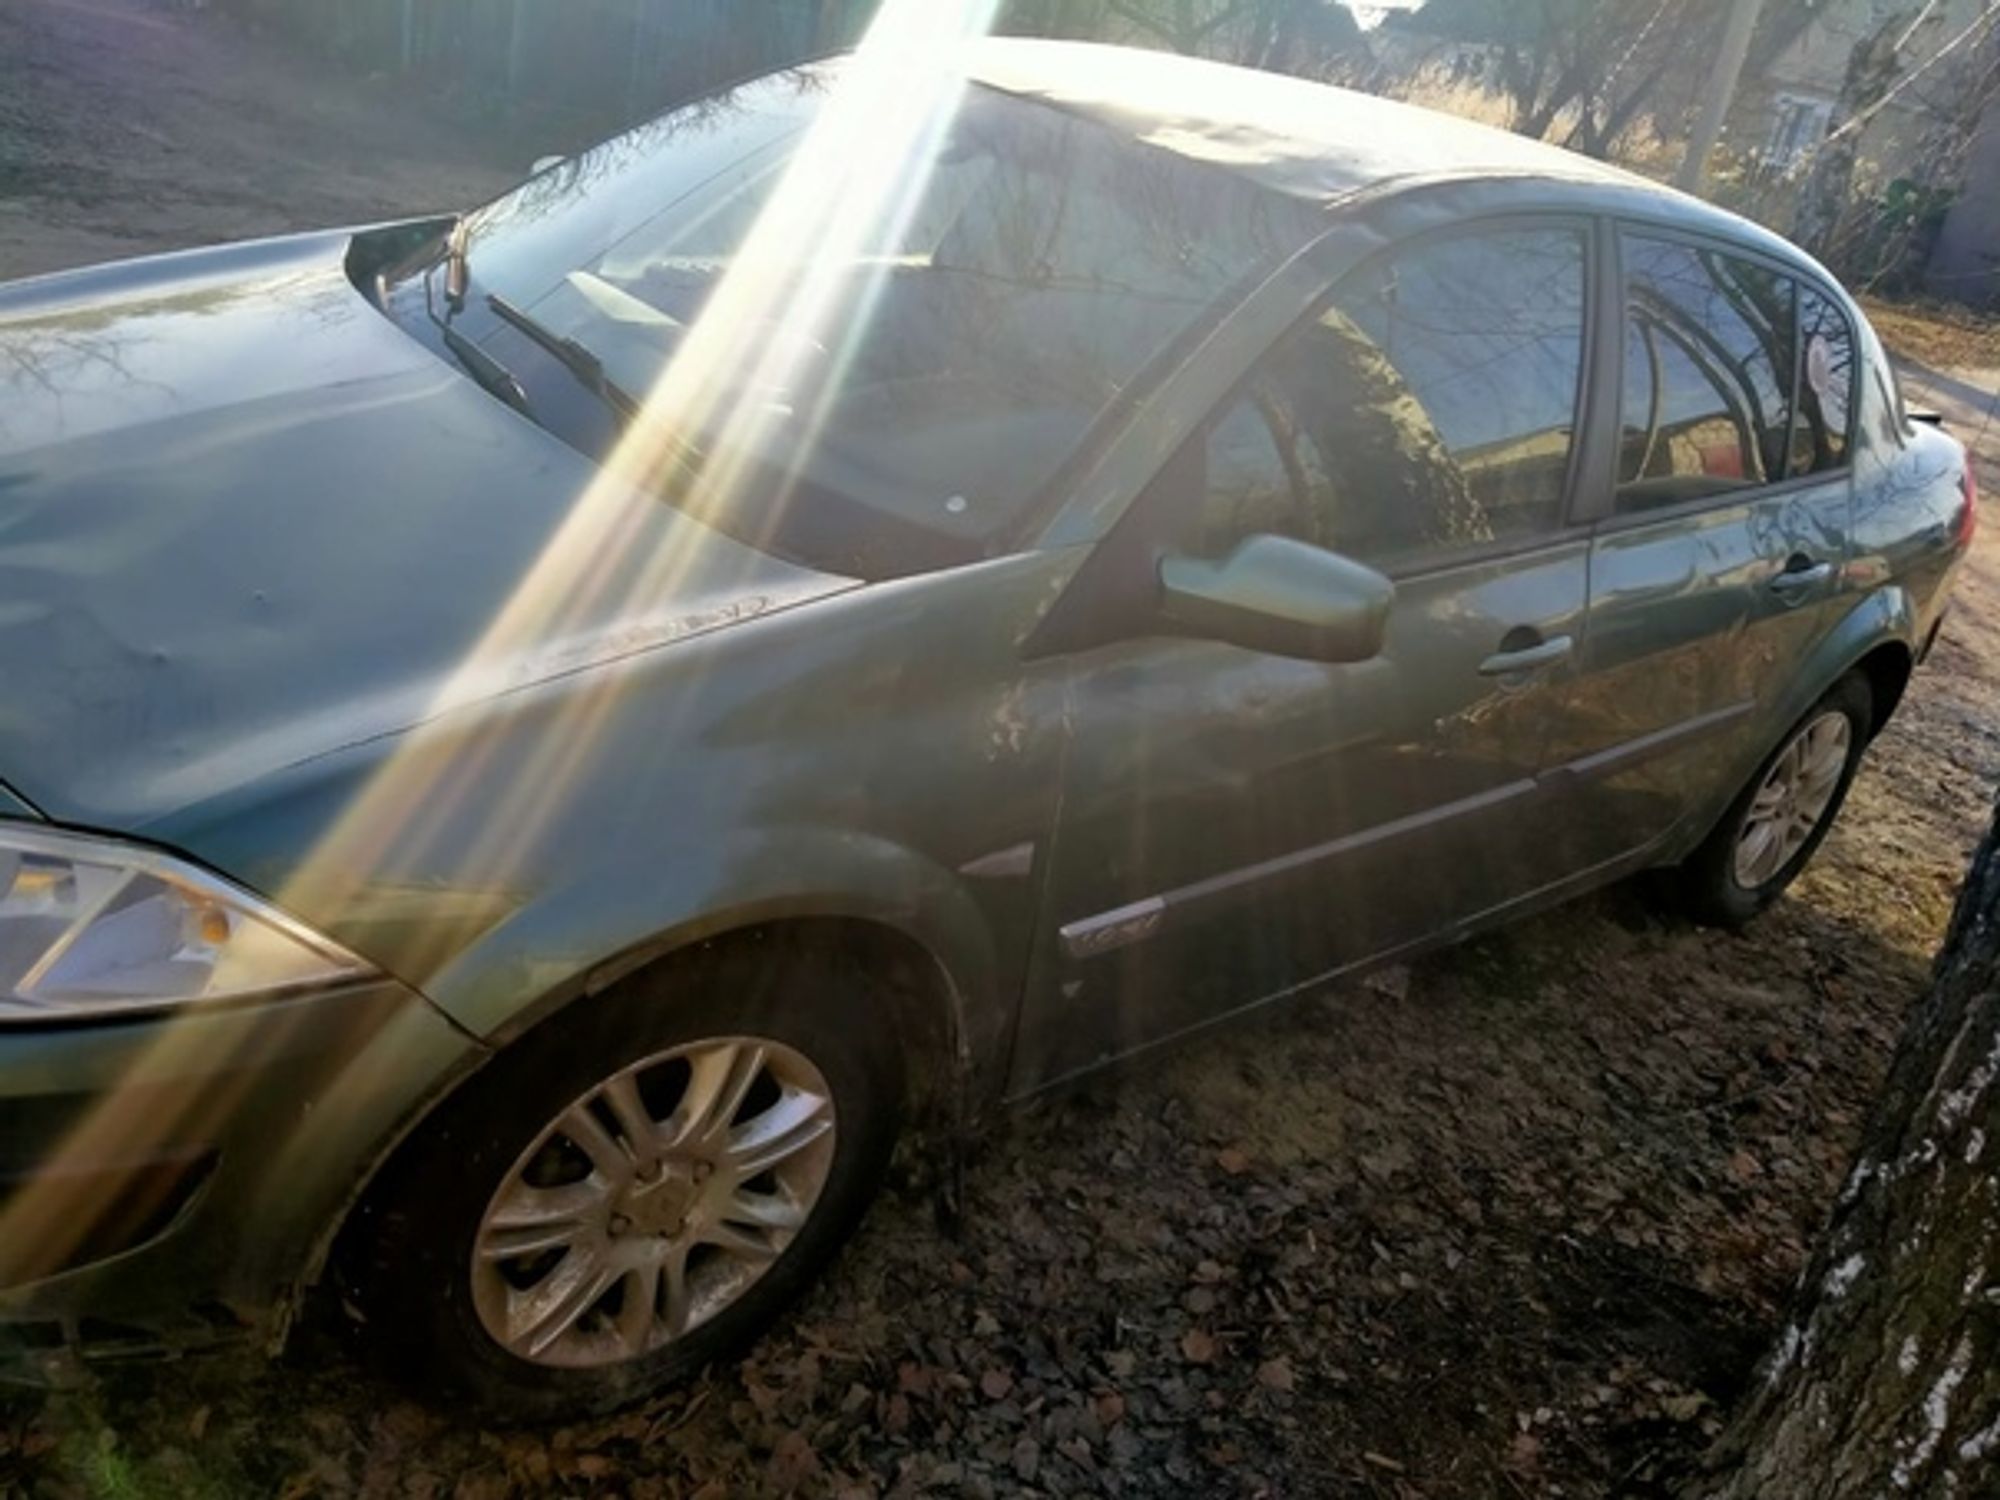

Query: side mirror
[[529, 154, 567, 176], [1158, 534, 1393, 663]]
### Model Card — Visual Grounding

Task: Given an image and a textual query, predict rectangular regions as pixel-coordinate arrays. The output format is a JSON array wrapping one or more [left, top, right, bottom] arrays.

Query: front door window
[[1185, 226, 1588, 574]]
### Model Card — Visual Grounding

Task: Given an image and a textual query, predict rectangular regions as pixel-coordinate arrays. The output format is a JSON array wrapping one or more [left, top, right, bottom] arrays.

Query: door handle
[[1769, 560, 1834, 596], [1478, 633, 1574, 677]]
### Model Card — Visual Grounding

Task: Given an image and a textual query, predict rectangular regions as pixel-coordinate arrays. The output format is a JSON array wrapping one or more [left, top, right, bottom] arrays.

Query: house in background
[[1728, 0, 1998, 300], [1730, 1, 1979, 175], [1929, 104, 2000, 299]]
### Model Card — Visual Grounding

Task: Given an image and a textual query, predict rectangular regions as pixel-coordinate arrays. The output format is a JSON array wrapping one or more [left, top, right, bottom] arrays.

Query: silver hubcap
[[1733, 711, 1851, 889], [471, 1037, 836, 1369]]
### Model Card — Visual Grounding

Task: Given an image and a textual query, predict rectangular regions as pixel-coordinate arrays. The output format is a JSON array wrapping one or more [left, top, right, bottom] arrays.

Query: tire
[[1672, 671, 1873, 928], [341, 934, 904, 1423]]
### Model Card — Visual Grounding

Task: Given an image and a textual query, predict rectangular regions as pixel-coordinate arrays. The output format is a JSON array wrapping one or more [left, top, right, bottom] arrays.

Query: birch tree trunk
[[1699, 795, 2000, 1497], [1791, 13, 1907, 259]]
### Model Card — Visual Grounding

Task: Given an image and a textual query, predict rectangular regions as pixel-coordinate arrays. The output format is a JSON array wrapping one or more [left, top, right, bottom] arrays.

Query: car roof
[[958, 37, 1652, 205], [947, 39, 1844, 293]]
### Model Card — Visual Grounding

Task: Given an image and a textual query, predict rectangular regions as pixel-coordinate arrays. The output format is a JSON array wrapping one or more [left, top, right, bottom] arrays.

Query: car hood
[[0, 230, 850, 832]]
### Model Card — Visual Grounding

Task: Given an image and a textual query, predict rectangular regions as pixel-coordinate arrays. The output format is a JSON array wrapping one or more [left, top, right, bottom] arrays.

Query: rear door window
[[1616, 236, 1797, 512]]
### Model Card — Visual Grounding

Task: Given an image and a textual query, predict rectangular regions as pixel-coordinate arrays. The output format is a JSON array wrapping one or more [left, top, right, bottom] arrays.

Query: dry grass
[[1387, 74, 1518, 131], [1860, 295, 2000, 372]]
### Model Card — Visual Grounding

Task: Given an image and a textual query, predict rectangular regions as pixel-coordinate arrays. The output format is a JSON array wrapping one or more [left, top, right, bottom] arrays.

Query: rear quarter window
[[1792, 284, 1854, 473]]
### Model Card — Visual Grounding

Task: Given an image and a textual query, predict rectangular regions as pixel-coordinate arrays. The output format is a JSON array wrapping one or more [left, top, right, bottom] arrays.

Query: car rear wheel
[[341, 936, 903, 1422], [1672, 672, 1873, 927]]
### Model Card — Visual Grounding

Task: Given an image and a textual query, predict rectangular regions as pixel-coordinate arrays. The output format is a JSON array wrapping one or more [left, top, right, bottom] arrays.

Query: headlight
[[0, 825, 376, 1022]]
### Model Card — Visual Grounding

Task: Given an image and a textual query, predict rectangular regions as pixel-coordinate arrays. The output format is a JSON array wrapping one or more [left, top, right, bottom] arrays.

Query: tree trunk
[[1872, 23, 2000, 291], [1792, 13, 1907, 259], [1699, 794, 2000, 1497]]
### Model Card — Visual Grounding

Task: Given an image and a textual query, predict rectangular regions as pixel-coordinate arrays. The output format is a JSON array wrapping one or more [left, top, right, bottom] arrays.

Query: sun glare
[[0, 0, 1001, 1304]]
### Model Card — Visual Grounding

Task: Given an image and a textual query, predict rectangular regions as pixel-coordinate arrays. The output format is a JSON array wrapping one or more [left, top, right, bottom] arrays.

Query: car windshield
[[435, 64, 1309, 578]]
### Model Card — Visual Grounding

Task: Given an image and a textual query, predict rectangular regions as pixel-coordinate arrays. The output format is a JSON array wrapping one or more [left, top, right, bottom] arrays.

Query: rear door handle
[[1478, 633, 1574, 677], [1769, 560, 1834, 596]]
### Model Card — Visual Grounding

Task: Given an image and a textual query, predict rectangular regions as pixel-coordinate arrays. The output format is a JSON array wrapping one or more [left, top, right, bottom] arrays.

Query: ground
[[0, 0, 521, 281], [3, 2, 2000, 1495]]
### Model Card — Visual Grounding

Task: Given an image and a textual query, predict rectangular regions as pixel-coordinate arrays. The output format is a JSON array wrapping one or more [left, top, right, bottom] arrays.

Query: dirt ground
[[4, 2, 2000, 1496], [0, 0, 521, 281]]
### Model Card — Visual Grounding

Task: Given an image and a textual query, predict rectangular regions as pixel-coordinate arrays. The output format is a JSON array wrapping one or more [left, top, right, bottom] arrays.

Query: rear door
[[1548, 228, 1859, 871], [1008, 221, 1601, 1093]]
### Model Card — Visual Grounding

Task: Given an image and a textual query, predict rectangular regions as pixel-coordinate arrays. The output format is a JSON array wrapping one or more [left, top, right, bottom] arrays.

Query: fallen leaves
[[1179, 1328, 1218, 1365], [1255, 1357, 1296, 1393], [764, 1430, 820, 1492]]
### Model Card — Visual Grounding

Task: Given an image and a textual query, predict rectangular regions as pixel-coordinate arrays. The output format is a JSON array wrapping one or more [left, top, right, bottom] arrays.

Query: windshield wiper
[[418, 226, 533, 419], [438, 322, 534, 418], [487, 293, 640, 427], [444, 215, 471, 315]]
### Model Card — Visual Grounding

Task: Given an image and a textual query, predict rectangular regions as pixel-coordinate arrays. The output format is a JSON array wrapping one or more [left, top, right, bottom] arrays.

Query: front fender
[[415, 825, 1005, 1082]]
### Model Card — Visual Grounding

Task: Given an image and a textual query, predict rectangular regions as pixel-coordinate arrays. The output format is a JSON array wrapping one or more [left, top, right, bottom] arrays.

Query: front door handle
[[1478, 633, 1574, 677], [1769, 559, 1834, 596]]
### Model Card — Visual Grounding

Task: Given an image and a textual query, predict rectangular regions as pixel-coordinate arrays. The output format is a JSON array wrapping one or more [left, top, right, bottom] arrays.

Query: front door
[[1008, 222, 1600, 1094]]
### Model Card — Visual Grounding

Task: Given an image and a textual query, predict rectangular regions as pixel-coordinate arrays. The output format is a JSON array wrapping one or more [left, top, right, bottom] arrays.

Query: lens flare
[[0, 0, 1000, 1324]]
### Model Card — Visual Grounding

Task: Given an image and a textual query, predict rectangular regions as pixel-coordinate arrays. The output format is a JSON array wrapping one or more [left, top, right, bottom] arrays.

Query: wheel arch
[[1671, 588, 1918, 868], [572, 913, 970, 1129], [399, 826, 1009, 1103], [1778, 586, 1921, 741], [1851, 638, 1914, 738], [293, 834, 1008, 1343]]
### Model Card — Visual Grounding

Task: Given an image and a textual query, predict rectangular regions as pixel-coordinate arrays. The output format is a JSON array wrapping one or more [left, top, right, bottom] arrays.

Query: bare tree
[[1003, 0, 1367, 77], [1792, 9, 1922, 257], [1698, 789, 2000, 1497], [1790, 3, 2000, 283], [1386, 0, 1730, 157], [1869, 12, 2000, 285]]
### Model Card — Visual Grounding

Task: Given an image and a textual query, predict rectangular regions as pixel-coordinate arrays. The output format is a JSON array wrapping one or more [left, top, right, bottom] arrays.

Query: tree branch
[[1105, 0, 1180, 47]]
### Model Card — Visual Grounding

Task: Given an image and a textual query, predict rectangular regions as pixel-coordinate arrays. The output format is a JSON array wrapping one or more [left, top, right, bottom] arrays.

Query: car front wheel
[[1673, 671, 1873, 927], [342, 937, 904, 1422]]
